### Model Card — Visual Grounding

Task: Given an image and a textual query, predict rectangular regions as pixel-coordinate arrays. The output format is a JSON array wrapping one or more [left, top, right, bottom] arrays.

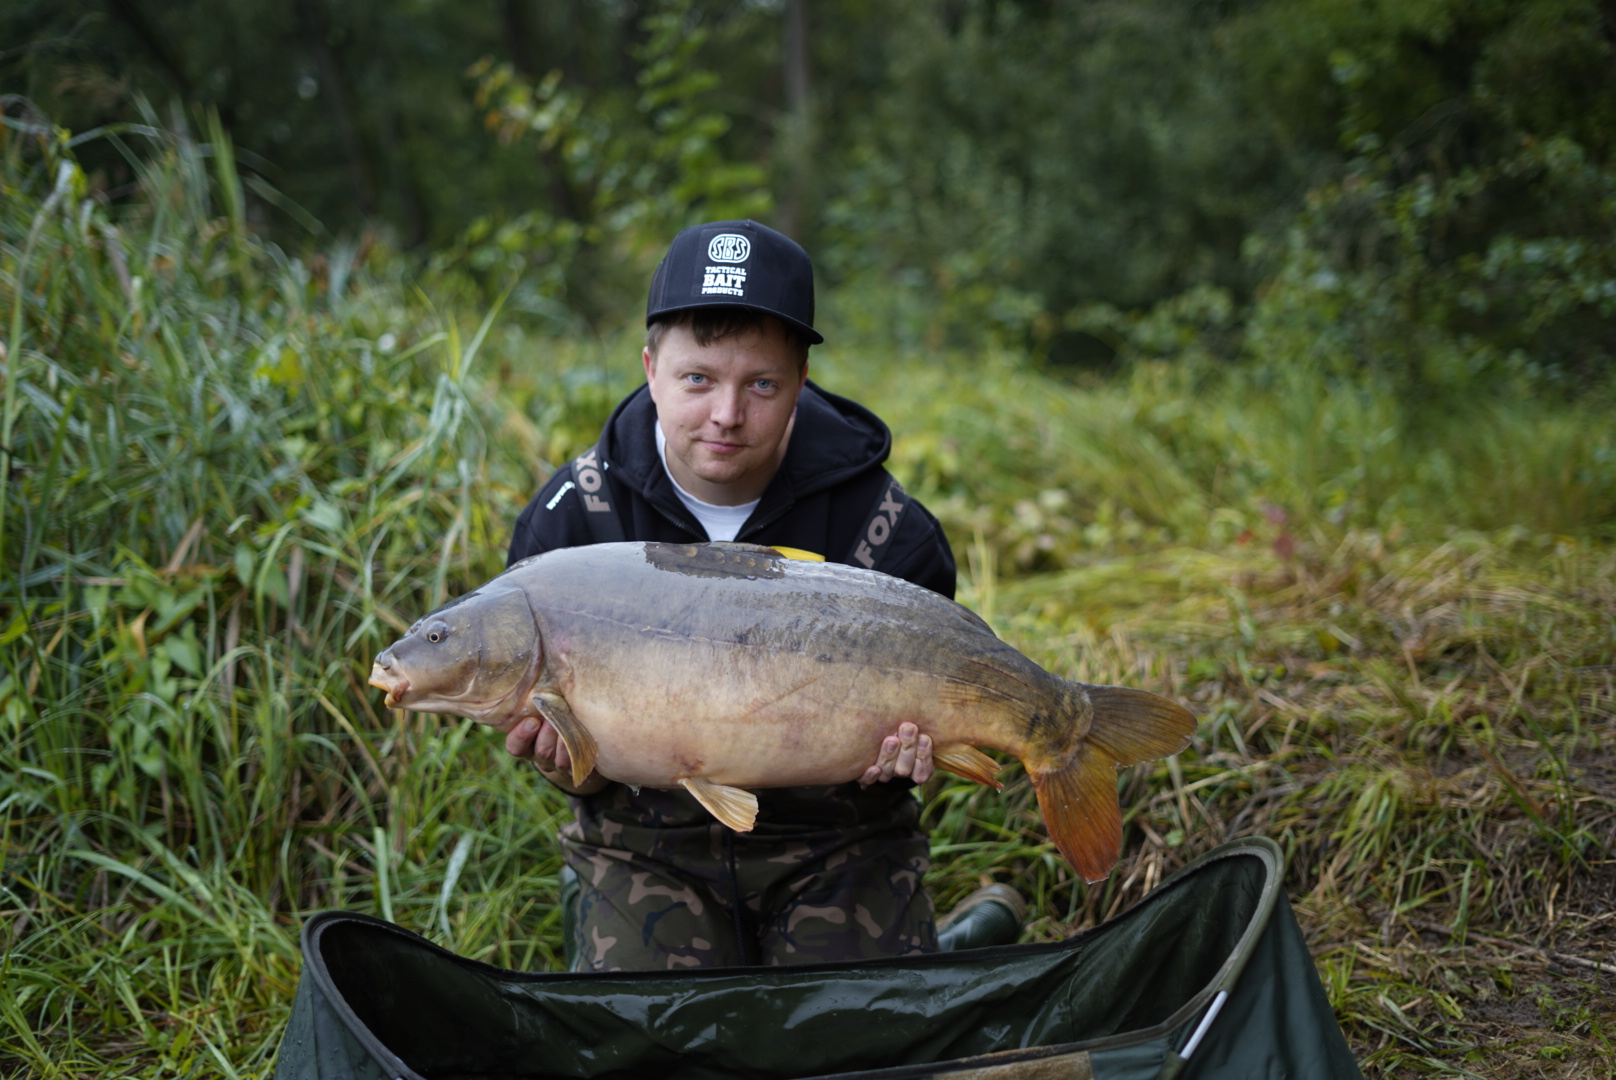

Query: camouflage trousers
[[560, 781, 938, 971]]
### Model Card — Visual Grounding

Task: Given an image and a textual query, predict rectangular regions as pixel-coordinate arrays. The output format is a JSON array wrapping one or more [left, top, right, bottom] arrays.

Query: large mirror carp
[[369, 542, 1195, 882]]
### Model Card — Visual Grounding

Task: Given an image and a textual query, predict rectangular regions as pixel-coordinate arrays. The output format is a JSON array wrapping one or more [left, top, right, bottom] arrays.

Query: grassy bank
[[3, 124, 1613, 1078]]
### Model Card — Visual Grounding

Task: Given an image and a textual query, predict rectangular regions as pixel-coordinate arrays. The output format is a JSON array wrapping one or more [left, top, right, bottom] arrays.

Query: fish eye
[[424, 620, 450, 644]]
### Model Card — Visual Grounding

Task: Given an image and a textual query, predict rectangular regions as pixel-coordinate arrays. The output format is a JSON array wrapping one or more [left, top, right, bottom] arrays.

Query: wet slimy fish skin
[[369, 542, 1196, 882]]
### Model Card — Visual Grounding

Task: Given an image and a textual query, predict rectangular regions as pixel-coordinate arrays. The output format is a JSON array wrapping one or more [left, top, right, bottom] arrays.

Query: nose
[[710, 386, 745, 429], [369, 651, 398, 693]]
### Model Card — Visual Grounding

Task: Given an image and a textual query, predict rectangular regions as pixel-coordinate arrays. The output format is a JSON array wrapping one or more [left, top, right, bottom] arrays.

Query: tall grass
[[821, 349, 1616, 576], [1, 113, 581, 1075], [3, 113, 1613, 1078], [944, 536, 1614, 1059]]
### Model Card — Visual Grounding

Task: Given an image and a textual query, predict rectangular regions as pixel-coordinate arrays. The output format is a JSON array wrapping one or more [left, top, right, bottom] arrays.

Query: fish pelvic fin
[[1083, 685, 1197, 766], [681, 777, 759, 833], [1030, 749, 1123, 884], [934, 743, 1005, 791], [532, 692, 599, 787]]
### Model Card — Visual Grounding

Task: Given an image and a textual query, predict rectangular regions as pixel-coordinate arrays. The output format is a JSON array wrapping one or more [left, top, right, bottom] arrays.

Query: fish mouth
[[369, 662, 409, 708]]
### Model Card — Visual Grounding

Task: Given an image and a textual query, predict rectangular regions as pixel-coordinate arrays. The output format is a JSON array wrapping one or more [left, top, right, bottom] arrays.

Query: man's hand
[[506, 717, 609, 795], [507, 716, 571, 771], [859, 721, 934, 787]]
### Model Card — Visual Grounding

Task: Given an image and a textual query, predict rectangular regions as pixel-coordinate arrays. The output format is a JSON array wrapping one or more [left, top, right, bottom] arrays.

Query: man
[[505, 220, 1021, 970]]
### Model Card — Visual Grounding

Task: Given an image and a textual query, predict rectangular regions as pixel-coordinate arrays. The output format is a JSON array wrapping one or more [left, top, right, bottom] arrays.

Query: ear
[[798, 357, 810, 390], [642, 345, 657, 382]]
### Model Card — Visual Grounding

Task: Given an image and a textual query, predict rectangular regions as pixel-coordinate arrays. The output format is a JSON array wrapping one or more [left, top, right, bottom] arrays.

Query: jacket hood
[[598, 380, 892, 509]]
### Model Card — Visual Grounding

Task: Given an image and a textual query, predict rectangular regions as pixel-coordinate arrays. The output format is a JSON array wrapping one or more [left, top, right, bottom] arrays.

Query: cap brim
[[646, 299, 824, 345]]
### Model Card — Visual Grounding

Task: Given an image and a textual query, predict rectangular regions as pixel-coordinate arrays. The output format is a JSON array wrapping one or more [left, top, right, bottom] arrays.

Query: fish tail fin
[[1030, 748, 1123, 884], [934, 743, 1005, 791], [1030, 683, 1196, 882], [1082, 685, 1197, 767]]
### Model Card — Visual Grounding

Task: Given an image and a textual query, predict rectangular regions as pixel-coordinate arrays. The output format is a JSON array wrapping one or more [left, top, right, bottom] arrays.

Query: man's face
[[643, 319, 808, 506]]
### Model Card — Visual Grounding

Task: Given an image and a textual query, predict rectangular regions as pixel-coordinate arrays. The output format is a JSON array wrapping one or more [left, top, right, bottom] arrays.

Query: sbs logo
[[707, 234, 751, 263]]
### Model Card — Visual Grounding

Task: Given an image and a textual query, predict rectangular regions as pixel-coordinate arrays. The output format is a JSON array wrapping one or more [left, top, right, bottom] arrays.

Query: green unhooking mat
[[271, 837, 1360, 1080]]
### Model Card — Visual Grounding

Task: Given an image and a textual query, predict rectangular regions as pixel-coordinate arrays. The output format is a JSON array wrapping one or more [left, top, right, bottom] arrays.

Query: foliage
[[816, 0, 1616, 380], [817, 0, 1300, 358], [0, 107, 587, 1075], [0, 0, 644, 247], [941, 531, 1616, 1078], [6, 0, 1614, 389], [824, 346, 1616, 580], [439, 0, 771, 331], [1233, 0, 1616, 386], [4, 105, 1615, 1080]]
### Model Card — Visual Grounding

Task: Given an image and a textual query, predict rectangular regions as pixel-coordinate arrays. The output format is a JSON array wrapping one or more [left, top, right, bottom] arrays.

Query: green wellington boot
[[935, 883, 1028, 952]]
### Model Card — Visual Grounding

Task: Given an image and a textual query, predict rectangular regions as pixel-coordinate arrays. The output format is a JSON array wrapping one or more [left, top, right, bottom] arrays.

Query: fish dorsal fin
[[934, 743, 1005, 791], [680, 777, 759, 832], [709, 542, 780, 555], [643, 542, 787, 581], [768, 545, 824, 562], [532, 692, 599, 787]]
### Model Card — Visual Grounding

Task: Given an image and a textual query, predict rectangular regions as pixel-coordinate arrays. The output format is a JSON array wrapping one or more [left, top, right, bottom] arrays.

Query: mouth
[[368, 662, 409, 708]]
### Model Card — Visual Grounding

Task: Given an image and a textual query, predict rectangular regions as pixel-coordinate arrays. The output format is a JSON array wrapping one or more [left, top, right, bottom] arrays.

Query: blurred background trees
[[5, 0, 1613, 377]]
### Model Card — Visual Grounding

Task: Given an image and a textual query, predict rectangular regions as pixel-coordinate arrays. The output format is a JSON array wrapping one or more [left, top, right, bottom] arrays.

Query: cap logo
[[707, 234, 751, 263]]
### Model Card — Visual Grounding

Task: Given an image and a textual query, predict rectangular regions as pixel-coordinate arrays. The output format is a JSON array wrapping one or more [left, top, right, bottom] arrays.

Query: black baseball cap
[[645, 219, 823, 345]]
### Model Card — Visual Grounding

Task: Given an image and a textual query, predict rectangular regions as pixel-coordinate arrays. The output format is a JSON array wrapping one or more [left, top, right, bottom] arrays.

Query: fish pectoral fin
[[934, 743, 1005, 791], [532, 692, 599, 787], [680, 777, 759, 833]]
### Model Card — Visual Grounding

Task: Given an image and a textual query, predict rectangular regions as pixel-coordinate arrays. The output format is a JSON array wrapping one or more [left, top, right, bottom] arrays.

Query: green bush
[[1237, 0, 1616, 387]]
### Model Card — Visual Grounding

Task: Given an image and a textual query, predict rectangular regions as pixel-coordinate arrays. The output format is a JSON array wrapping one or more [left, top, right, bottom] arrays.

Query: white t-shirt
[[654, 422, 759, 542]]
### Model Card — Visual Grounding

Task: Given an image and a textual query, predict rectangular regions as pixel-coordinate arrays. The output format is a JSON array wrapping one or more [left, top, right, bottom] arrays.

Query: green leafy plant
[[442, 0, 771, 329]]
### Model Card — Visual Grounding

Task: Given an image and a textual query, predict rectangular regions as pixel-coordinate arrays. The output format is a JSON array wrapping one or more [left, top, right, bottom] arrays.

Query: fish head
[[369, 585, 540, 722]]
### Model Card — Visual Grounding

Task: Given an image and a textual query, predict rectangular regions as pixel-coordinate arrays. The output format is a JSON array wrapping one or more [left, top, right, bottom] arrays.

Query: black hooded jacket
[[508, 381, 957, 829], [508, 380, 956, 596]]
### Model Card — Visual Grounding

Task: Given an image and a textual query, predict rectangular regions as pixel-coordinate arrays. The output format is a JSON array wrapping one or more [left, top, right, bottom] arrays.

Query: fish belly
[[557, 630, 1030, 790]]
